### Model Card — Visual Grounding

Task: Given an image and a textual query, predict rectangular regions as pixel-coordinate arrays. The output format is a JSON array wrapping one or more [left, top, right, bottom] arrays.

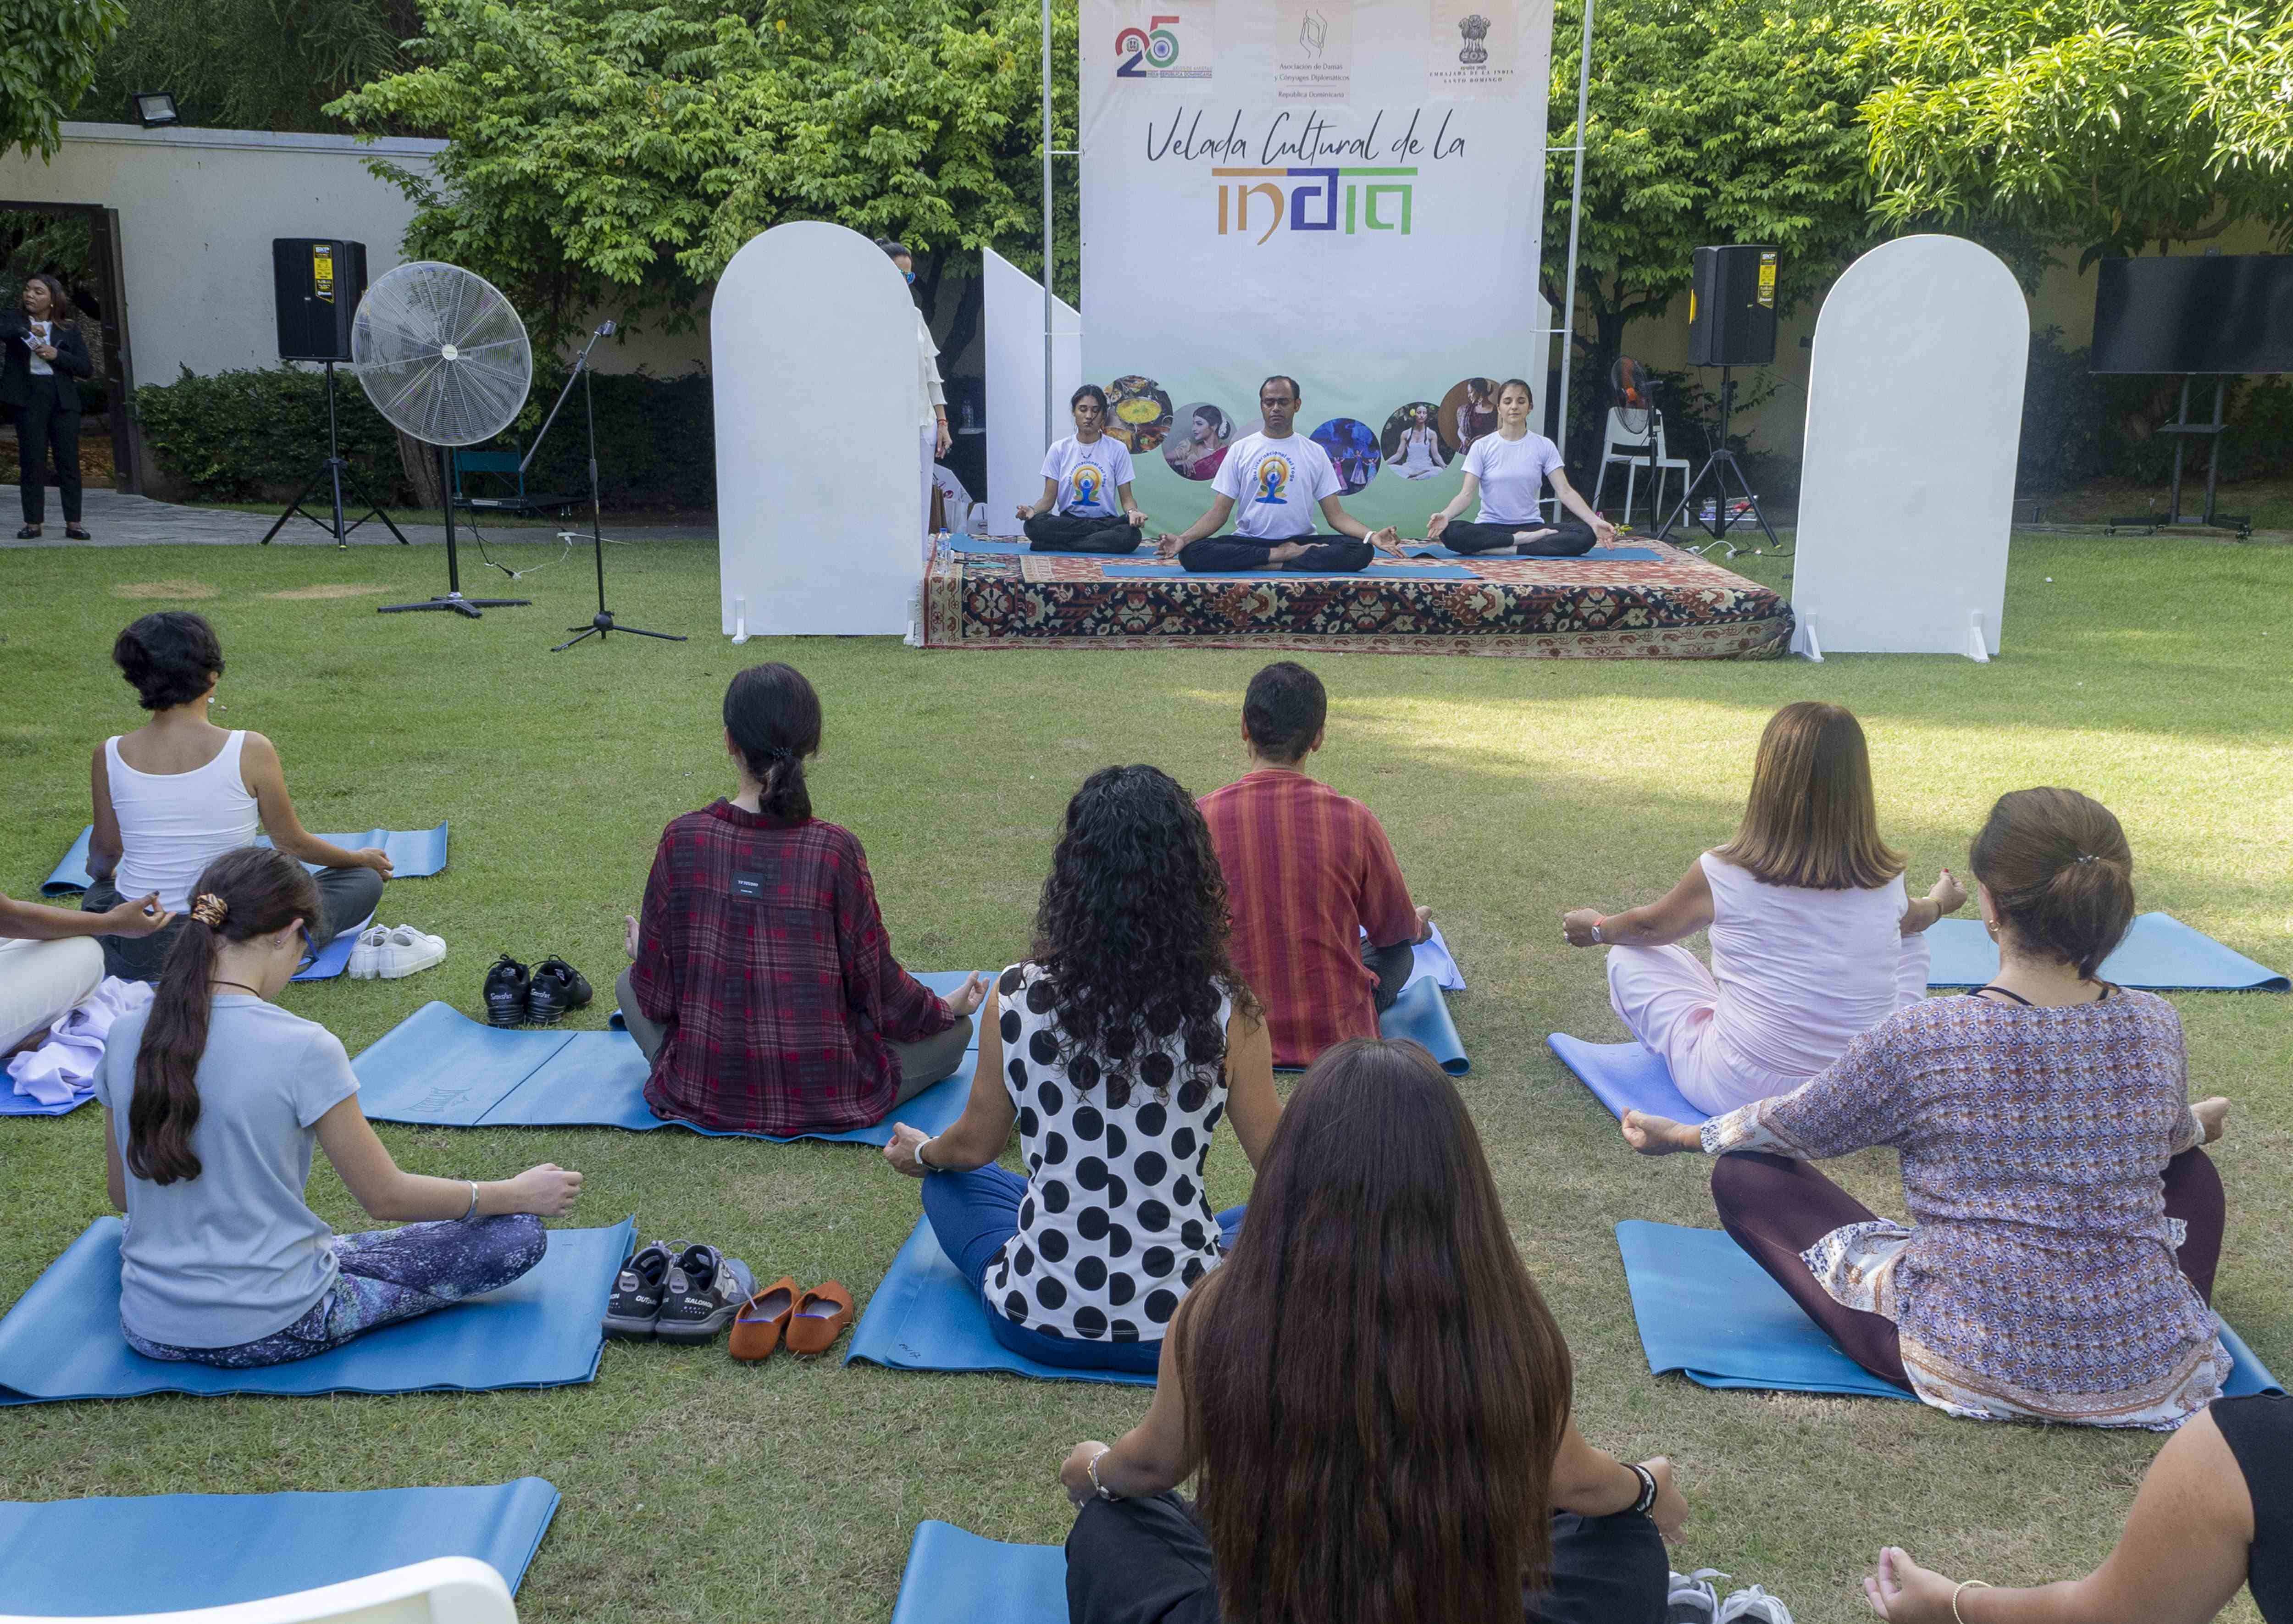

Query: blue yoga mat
[[1927, 912, 2288, 992], [1547, 1034, 1709, 1126], [0, 1480, 560, 1615], [355, 1001, 975, 1144], [1363, 977, 1469, 1075], [892, 1522, 1066, 1624], [0, 1217, 632, 1405], [41, 823, 451, 896], [0, 1085, 90, 1118], [848, 1217, 1157, 1386], [1102, 560, 1477, 581], [1403, 543, 1663, 562], [1618, 1220, 2284, 1402], [950, 536, 1144, 558]]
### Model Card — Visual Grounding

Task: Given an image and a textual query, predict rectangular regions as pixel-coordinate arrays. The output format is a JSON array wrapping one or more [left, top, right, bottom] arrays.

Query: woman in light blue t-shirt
[[94, 846, 582, 1368]]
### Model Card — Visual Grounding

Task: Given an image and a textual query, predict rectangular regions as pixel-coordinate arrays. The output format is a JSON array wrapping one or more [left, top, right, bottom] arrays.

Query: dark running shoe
[[527, 956, 593, 1026], [603, 1239, 679, 1340], [483, 954, 531, 1028], [655, 1243, 756, 1346]]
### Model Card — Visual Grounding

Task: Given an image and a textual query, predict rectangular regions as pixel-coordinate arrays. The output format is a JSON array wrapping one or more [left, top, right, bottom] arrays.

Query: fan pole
[[374, 441, 533, 617]]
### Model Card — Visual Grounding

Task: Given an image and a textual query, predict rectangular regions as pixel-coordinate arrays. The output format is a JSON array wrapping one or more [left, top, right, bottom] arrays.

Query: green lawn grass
[[3, 533, 2288, 1623]]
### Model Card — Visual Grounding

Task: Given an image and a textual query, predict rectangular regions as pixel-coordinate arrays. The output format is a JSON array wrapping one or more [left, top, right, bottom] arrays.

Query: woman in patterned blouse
[[1623, 787, 2234, 1428]]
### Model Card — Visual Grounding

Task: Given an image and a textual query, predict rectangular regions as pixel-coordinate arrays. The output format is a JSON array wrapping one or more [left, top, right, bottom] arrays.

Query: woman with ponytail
[[1622, 787, 2236, 1429], [617, 662, 986, 1136], [92, 847, 582, 1367]]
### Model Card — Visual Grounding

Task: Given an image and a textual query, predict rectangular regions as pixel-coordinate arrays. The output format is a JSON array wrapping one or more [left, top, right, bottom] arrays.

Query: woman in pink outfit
[[1560, 702, 1963, 1115]]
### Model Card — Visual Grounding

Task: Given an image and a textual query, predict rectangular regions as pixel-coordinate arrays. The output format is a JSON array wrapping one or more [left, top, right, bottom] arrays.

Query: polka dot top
[[988, 961, 1233, 1344]]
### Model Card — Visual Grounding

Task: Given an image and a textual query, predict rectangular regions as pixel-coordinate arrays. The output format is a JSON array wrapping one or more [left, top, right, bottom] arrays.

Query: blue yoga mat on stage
[[0, 1480, 560, 1615], [356, 1001, 975, 1143], [1547, 1034, 1708, 1125], [1927, 912, 2288, 992], [1617, 1220, 2284, 1401], [0, 1218, 632, 1405], [41, 822, 451, 896], [1403, 543, 1663, 562], [1101, 561, 1478, 581], [950, 536, 1143, 558], [847, 1217, 1157, 1387], [892, 1522, 1066, 1624]]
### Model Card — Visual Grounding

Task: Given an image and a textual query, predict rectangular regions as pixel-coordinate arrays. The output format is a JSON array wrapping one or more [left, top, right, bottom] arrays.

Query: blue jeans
[[922, 1164, 1243, 1375], [125, 1214, 546, 1368]]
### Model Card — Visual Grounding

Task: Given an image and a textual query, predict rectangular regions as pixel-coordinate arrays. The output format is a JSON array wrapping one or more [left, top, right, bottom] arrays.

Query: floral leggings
[[126, 1214, 547, 1369]]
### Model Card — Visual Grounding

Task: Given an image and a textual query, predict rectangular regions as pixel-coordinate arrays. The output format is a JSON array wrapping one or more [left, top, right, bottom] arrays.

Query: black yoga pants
[[1710, 1147, 2227, 1390], [1441, 517, 1598, 556], [1066, 1492, 1668, 1624], [13, 378, 82, 526], [1025, 512, 1140, 554], [82, 865, 385, 984], [1176, 535, 1373, 573]]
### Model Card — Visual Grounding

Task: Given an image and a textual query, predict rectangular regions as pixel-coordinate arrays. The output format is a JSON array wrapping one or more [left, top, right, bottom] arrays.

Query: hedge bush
[[134, 365, 411, 502], [133, 365, 716, 511]]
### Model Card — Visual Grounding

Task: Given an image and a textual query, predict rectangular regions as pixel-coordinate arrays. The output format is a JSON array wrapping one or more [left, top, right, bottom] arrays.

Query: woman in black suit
[[2, 273, 94, 539]]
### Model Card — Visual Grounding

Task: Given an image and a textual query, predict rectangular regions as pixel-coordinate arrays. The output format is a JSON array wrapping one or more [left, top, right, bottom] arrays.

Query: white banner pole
[[1042, 0, 1057, 452], [1556, 0, 1595, 449]]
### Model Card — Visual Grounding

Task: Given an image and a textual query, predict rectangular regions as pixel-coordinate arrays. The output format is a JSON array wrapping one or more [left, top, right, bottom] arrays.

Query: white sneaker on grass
[[1667, 1569, 1727, 1623], [1718, 1584, 1795, 1623], [348, 924, 447, 980]]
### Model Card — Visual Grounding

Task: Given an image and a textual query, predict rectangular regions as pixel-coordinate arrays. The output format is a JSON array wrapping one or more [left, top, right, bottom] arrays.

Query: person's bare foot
[[1265, 541, 1309, 564], [1512, 527, 1558, 548]]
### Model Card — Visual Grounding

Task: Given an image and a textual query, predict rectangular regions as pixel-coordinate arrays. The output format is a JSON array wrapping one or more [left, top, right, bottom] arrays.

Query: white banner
[[1079, 0, 1554, 532]]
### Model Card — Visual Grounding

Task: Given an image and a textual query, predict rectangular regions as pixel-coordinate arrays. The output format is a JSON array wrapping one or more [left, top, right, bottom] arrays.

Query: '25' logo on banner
[[1115, 15, 1182, 75]]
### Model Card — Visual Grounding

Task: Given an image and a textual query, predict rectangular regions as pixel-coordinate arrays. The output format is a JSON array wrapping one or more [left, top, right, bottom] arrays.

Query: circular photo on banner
[[1106, 376, 1174, 454], [1379, 401, 1451, 481], [1439, 377, 1501, 455], [1311, 417, 1381, 495], [1162, 402, 1235, 481]]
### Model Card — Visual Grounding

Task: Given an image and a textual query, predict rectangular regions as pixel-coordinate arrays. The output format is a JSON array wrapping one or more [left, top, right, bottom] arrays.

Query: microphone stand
[[520, 321, 686, 650]]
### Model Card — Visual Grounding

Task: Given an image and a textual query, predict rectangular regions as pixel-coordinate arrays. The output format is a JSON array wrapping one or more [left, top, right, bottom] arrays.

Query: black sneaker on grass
[[603, 1239, 679, 1339], [527, 956, 593, 1026], [483, 954, 531, 1028], [656, 1243, 756, 1345]]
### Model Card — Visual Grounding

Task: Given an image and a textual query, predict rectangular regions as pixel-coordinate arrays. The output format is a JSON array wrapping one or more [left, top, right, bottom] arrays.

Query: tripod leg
[[259, 471, 326, 545], [338, 461, 414, 545]]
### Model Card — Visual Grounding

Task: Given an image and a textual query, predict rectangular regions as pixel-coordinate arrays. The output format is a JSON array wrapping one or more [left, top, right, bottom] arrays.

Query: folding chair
[[449, 450, 579, 519], [1589, 408, 1689, 527]]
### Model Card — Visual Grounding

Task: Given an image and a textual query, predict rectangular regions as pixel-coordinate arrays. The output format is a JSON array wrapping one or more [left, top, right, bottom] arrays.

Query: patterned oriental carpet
[[921, 538, 1793, 659]]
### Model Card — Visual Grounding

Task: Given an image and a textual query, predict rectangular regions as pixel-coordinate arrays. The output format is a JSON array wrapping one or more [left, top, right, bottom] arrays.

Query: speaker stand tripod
[[522, 322, 686, 651], [259, 362, 412, 549], [1657, 368, 1782, 556], [375, 443, 532, 618]]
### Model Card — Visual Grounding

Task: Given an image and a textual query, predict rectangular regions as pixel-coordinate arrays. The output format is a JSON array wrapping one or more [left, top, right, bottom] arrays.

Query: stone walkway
[[0, 488, 716, 548]]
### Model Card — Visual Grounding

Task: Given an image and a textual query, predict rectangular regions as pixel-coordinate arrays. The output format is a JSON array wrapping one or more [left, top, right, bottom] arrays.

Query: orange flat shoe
[[784, 1281, 855, 1356], [728, 1276, 797, 1361]]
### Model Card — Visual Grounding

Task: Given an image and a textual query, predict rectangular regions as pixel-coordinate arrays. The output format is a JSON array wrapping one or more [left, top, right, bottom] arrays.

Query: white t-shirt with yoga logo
[[1213, 432, 1342, 539], [988, 962, 1231, 1343], [1463, 430, 1564, 525], [1041, 435, 1135, 519]]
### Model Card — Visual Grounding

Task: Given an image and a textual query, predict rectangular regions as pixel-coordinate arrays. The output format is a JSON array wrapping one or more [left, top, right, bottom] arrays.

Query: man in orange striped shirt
[[1199, 662, 1433, 1069]]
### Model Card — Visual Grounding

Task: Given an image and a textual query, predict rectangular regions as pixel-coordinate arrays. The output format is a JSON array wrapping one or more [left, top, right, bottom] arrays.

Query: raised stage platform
[[921, 537, 1793, 659]]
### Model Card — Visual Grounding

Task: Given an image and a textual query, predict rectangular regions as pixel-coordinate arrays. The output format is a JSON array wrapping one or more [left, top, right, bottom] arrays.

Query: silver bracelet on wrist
[[1590, 918, 1606, 945], [1086, 1447, 1119, 1502], [464, 1181, 480, 1221]]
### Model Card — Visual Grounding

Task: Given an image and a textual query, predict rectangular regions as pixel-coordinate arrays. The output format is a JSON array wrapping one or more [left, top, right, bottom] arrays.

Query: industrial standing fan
[[349, 261, 536, 618]]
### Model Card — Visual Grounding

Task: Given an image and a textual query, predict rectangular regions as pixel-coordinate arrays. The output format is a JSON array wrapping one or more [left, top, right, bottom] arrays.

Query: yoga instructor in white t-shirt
[[1019, 385, 1148, 554], [1428, 378, 1617, 556], [1154, 376, 1399, 573]]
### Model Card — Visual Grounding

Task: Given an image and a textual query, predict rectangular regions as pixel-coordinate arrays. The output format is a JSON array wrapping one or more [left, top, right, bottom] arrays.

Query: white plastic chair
[[1590, 408, 1689, 526], [2, 1557, 519, 1624]]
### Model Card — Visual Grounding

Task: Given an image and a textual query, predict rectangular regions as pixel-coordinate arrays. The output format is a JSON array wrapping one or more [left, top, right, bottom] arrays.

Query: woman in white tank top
[[1560, 702, 1966, 1115], [81, 613, 393, 982]]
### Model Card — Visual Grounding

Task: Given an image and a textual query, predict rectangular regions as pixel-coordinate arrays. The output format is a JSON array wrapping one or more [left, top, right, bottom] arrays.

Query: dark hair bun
[[114, 612, 225, 712], [1970, 787, 2135, 978]]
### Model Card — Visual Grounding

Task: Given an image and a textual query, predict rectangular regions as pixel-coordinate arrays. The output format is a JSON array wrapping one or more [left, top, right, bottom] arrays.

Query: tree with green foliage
[[1861, 0, 2293, 263], [330, 0, 1077, 355], [1540, 0, 1882, 449], [78, 0, 419, 134], [3, 0, 126, 156]]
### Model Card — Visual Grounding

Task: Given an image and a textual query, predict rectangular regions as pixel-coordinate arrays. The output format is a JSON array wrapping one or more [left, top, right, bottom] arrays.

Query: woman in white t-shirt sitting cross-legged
[[82, 612, 393, 982], [1019, 385, 1148, 554], [94, 846, 582, 1369], [1429, 378, 1617, 557], [1155, 375, 1399, 573]]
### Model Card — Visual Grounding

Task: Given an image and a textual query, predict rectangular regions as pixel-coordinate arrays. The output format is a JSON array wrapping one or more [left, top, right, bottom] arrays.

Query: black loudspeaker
[[272, 238, 366, 362], [1687, 245, 1778, 367]]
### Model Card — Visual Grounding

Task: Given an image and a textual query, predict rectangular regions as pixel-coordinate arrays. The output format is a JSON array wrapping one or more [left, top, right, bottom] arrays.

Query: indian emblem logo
[[1457, 13, 1490, 64]]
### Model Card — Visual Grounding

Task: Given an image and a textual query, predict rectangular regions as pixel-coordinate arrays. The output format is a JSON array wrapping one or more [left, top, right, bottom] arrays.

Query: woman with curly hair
[[885, 765, 1281, 1374]]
